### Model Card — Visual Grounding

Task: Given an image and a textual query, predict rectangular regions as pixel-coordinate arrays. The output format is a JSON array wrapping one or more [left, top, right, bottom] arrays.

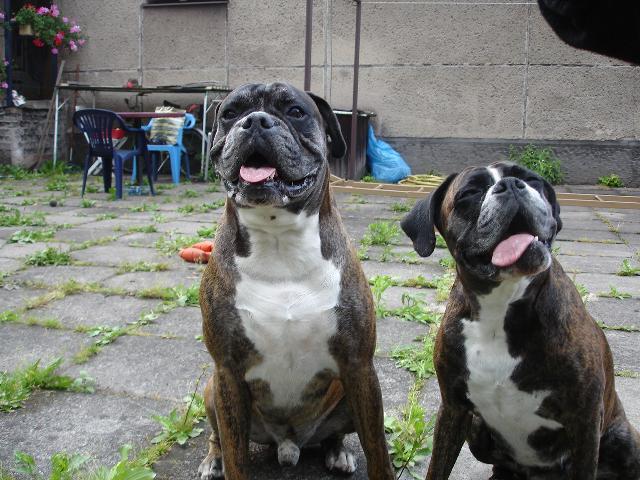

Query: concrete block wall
[[51, 0, 639, 184]]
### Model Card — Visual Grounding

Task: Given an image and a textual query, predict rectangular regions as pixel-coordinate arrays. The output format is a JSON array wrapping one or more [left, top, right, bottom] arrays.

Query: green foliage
[[96, 213, 118, 221], [572, 280, 590, 304], [0, 209, 47, 227], [87, 326, 127, 346], [361, 175, 376, 183], [0, 311, 20, 324], [348, 194, 367, 204], [116, 262, 168, 274], [127, 225, 158, 234], [0, 164, 30, 180], [25, 248, 71, 267], [155, 234, 202, 256], [130, 202, 159, 213], [15, 450, 90, 480], [0, 358, 94, 412], [9, 229, 55, 244], [152, 393, 206, 446], [434, 273, 455, 302], [378, 245, 395, 262], [389, 202, 411, 213], [598, 174, 623, 188], [391, 332, 437, 381], [369, 275, 394, 318], [138, 284, 199, 308], [85, 184, 100, 194], [615, 369, 640, 379], [434, 234, 447, 249], [45, 175, 69, 192], [356, 245, 370, 261], [598, 285, 632, 300], [85, 444, 156, 480], [181, 189, 200, 198], [80, 199, 96, 208], [361, 221, 400, 246], [439, 255, 456, 270], [197, 224, 218, 238], [508, 144, 564, 185], [401, 275, 436, 289], [384, 390, 435, 478], [617, 259, 640, 277], [598, 321, 640, 333], [392, 294, 441, 324]]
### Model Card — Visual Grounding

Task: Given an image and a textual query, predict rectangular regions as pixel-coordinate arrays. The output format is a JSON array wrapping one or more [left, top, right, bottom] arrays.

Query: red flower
[[54, 37, 62, 46], [24, 3, 35, 10], [32, 38, 44, 48]]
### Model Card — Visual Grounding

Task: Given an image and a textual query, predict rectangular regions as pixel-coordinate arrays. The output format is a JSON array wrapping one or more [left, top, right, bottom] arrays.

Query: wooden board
[[329, 175, 640, 210]]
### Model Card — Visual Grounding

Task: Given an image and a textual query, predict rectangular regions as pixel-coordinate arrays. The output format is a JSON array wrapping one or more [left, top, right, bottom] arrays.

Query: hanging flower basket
[[13, 4, 85, 55], [18, 23, 34, 36]]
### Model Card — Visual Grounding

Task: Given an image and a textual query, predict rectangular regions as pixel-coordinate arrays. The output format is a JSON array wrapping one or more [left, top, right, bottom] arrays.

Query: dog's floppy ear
[[401, 173, 457, 257], [542, 179, 563, 235], [306, 92, 347, 159]]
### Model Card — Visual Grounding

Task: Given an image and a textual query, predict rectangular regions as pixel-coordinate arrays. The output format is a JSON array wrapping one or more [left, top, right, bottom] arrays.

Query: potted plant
[[13, 4, 85, 55]]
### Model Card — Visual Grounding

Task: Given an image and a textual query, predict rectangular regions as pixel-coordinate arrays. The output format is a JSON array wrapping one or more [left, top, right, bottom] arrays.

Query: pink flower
[[77, 39, 85, 46], [62, 16, 68, 23], [36, 6, 49, 14], [3, 60, 8, 66], [51, 47, 58, 55], [0, 12, 5, 20], [55, 32, 64, 40], [1, 82, 8, 89], [69, 40, 77, 51], [69, 25, 81, 33], [50, 4, 60, 17]]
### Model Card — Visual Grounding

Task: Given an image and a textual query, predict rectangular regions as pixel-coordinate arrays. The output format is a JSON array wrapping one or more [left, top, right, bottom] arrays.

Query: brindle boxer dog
[[401, 162, 640, 479], [197, 82, 394, 480]]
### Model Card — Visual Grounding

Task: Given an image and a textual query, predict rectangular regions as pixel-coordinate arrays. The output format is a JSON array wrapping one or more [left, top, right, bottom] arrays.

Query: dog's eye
[[221, 109, 238, 120], [287, 106, 305, 119], [459, 188, 481, 200]]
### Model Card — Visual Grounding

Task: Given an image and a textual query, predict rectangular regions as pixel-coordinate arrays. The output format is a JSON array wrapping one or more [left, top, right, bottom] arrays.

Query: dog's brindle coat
[[198, 83, 393, 480], [402, 162, 640, 479]]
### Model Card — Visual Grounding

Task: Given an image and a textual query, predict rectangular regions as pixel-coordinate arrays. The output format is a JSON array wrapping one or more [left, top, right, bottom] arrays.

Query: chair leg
[[183, 150, 191, 180], [152, 152, 159, 182], [102, 157, 113, 193], [144, 151, 155, 196], [114, 156, 124, 200], [170, 149, 181, 185], [131, 158, 137, 185], [81, 153, 91, 197]]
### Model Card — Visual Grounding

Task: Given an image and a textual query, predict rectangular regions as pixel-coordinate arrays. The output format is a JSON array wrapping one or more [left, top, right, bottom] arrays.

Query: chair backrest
[[73, 109, 121, 157], [147, 112, 195, 147]]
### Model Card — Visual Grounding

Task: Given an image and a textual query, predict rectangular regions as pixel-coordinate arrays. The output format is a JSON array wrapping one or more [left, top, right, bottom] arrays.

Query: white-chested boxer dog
[[197, 82, 394, 480], [401, 162, 640, 479]]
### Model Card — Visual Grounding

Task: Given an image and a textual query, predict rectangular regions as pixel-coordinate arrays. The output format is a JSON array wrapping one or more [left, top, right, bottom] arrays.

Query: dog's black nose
[[494, 177, 526, 195], [242, 112, 275, 131]]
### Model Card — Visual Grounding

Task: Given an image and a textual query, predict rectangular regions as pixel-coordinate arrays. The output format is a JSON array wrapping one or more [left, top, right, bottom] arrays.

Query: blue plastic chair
[[131, 113, 195, 184], [73, 109, 155, 199]]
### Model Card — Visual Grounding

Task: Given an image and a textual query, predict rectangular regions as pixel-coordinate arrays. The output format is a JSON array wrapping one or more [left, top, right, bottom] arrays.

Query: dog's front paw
[[325, 446, 357, 475], [198, 454, 224, 479], [277, 439, 300, 467]]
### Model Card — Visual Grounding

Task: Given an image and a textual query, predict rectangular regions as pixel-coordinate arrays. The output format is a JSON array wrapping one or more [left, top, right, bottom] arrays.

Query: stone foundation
[[0, 101, 64, 169]]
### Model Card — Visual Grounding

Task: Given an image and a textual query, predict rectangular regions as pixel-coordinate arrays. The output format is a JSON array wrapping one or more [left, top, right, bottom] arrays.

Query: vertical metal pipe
[[304, 0, 313, 91], [53, 90, 59, 166], [349, 0, 362, 179], [4, 0, 12, 107]]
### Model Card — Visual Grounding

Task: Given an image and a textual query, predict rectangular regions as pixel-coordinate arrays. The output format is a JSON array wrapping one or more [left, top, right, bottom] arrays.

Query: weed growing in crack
[[361, 221, 400, 247], [25, 248, 71, 267]]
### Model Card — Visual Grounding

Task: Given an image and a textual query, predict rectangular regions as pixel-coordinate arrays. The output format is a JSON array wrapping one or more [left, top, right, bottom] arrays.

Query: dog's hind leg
[[322, 434, 357, 474], [198, 374, 224, 480], [597, 412, 640, 480]]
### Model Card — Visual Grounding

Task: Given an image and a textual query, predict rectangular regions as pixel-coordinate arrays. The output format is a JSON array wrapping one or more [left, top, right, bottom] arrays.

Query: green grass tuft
[[25, 248, 71, 267], [509, 144, 564, 185]]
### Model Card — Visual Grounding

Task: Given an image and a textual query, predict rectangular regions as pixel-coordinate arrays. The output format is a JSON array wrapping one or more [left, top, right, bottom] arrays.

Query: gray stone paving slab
[[556, 253, 625, 274], [603, 330, 640, 372], [0, 241, 70, 260], [574, 273, 640, 297], [71, 244, 168, 266], [0, 324, 91, 371], [0, 257, 22, 273], [556, 228, 622, 243], [375, 317, 428, 356], [0, 390, 174, 477], [0, 286, 47, 312], [361, 258, 447, 280], [9, 265, 117, 287], [138, 307, 202, 339], [587, 298, 640, 328], [103, 270, 200, 293], [64, 335, 212, 401], [554, 240, 633, 258], [53, 227, 123, 243], [29, 293, 159, 329]]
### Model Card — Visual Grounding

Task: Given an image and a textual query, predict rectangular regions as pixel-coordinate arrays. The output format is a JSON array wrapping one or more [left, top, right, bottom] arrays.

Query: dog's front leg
[[341, 362, 395, 480], [425, 403, 471, 480], [213, 365, 252, 480], [568, 415, 600, 480]]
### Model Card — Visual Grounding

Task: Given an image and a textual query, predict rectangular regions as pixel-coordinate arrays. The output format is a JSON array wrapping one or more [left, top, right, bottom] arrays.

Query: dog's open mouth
[[228, 153, 316, 200], [491, 217, 552, 268]]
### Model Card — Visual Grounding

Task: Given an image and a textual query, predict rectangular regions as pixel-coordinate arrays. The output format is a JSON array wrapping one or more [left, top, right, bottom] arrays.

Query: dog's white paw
[[325, 446, 357, 474], [277, 439, 300, 467], [198, 454, 224, 479]]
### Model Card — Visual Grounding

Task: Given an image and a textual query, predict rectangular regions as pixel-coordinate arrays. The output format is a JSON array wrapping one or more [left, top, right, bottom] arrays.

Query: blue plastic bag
[[366, 125, 411, 183]]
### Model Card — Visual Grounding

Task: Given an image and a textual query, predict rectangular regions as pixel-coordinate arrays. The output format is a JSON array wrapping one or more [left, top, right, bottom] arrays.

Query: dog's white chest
[[235, 208, 340, 408], [462, 279, 562, 467]]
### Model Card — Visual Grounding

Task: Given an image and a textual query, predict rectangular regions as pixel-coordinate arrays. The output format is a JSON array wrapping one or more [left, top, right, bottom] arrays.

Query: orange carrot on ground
[[179, 247, 211, 264], [191, 241, 214, 252]]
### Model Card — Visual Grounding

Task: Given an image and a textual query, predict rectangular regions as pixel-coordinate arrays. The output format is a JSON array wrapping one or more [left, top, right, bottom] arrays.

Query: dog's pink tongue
[[239, 165, 276, 184], [491, 233, 535, 267]]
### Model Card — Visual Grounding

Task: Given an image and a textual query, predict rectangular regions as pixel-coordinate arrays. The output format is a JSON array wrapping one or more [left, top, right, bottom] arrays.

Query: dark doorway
[[10, 0, 57, 100]]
